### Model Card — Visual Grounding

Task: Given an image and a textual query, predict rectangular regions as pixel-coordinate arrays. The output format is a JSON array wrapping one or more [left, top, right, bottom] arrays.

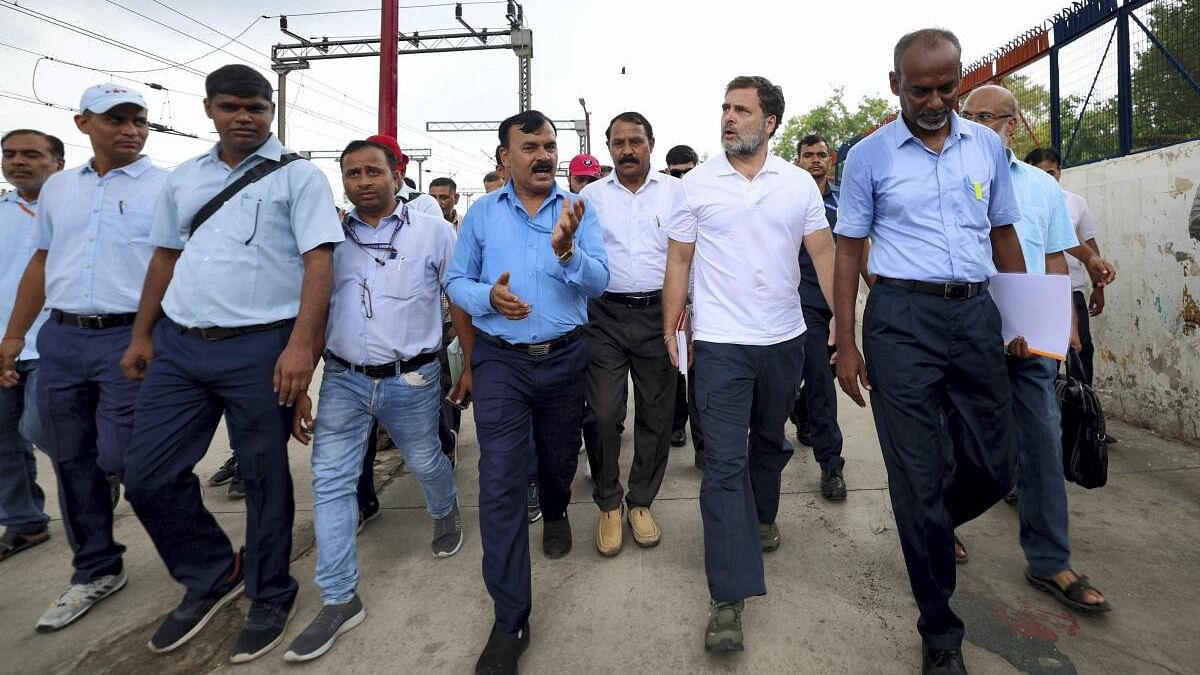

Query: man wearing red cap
[[567, 153, 602, 194], [365, 135, 441, 219]]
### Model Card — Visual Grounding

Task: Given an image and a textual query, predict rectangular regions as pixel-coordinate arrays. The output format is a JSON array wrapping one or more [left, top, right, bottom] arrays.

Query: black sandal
[[1025, 569, 1112, 614], [0, 529, 50, 562]]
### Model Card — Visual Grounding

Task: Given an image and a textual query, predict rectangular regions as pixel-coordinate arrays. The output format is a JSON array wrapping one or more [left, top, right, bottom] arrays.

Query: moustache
[[618, 156, 639, 165], [531, 161, 554, 172]]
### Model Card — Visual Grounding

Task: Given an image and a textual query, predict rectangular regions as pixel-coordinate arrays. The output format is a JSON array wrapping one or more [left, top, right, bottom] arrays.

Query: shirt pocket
[[117, 204, 155, 247], [377, 257, 425, 300]]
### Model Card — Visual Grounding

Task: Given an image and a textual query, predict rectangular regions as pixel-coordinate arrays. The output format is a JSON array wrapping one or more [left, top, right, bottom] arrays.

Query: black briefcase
[[1054, 352, 1109, 489]]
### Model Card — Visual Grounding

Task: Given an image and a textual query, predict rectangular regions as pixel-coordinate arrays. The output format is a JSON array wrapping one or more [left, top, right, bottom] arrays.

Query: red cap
[[365, 134, 409, 172], [568, 153, 602, 178]]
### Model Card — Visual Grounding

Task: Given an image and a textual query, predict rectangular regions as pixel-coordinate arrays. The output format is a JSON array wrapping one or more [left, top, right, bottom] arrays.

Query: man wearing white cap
[[1, 83, 168, 631]]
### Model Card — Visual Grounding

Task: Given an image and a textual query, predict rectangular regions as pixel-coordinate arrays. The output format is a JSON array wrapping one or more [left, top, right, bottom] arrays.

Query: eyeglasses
[[668, 167, 693, 178], [960, 112, 1014, 123], [359, 279, 374, 319]]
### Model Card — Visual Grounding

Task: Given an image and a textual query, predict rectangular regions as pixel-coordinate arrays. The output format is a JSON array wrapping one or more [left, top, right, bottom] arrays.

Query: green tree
[[1130, 0, 1200, 150], [771, 87, 893, 162]]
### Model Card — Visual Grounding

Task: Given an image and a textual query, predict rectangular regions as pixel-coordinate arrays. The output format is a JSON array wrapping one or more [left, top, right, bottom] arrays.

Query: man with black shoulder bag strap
[[119, 64, 344, 664]]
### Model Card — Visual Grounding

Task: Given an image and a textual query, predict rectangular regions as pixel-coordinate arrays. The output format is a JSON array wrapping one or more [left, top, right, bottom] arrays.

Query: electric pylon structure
[[269, 1, 532, 143]]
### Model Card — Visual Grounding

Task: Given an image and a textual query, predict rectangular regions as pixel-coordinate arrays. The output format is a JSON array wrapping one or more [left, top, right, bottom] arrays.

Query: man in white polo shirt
[[663, 75, 836, 652]]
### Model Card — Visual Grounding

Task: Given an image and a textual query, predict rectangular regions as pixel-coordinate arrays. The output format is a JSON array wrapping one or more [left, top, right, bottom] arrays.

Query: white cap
[[79, 83, 148, 114]]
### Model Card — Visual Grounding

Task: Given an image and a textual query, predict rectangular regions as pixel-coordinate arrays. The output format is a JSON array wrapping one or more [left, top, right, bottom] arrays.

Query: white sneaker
[[36, 570, 128, 632]]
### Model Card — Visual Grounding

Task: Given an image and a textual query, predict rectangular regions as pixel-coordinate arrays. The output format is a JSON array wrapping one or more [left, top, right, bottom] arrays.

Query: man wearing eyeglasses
[[956, 84, 1114, 620], [281, 138, 471, 662], [2, 83, 167, 632]]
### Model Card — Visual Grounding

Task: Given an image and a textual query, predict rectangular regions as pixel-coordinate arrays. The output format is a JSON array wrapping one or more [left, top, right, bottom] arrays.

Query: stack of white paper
[[988, 273, 1072, 360]]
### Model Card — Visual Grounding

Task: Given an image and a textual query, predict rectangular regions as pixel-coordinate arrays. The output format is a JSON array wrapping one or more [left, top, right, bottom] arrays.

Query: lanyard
[[342, 204, 408, 266], [16, 201, 35, 218]]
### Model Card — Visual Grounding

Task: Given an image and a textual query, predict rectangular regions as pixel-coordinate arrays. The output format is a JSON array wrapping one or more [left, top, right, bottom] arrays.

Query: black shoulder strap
[[189, 153, 303, 236]]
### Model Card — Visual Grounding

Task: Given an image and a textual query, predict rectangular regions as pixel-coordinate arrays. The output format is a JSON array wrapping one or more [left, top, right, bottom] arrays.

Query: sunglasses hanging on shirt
[[341, 204, 409, 266]]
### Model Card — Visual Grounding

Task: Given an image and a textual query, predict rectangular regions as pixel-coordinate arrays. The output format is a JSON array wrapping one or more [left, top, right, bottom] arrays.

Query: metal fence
[[961, 0, 1199, 167]]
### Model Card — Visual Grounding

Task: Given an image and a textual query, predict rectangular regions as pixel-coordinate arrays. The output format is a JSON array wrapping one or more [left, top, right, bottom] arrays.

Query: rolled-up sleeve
[[445, 206, 496, 317], [289, 164, 345, 253], [833, 147, 873, 238]]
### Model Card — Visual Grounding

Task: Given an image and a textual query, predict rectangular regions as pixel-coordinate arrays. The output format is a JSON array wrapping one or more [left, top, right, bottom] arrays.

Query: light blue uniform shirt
[[0, 192, 49, 360], [35, 156, 167, 314], [326, 204, 458, 364], [1006, 153, 1078, 275], [150, 135, 344, 328], [446, 181, 609, 344], [836, 113, 1022, 282]]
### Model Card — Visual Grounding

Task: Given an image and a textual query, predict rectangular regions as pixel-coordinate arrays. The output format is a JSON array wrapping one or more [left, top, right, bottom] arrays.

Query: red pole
[[378, 0, 398, 137]]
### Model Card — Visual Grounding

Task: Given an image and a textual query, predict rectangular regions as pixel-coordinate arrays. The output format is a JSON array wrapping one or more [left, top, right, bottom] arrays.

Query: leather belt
[[602, 290, 662, 308], [325, 351, 437, 379], [176, 319, 291, 341], [50, 309, 136, 330], [876, 277, 990, 300], [474, 327, 583, 357]]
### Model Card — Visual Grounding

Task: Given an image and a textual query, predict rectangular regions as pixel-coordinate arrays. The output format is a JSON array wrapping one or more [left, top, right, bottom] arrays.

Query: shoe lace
[[53, 584, 94, 607]]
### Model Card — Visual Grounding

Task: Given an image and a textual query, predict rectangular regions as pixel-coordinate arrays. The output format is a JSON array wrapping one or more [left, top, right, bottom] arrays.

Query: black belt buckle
[[78, 315, 105, 329], [196, 327, 235, 341], [943, 283, 970, 300], [526, 343, 551, 356], [360, 364, 396, 379]]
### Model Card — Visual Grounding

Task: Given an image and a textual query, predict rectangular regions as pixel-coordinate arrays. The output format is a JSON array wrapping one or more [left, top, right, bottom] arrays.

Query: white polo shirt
[[1062, 189, 1098, 293], [669, 152, 828, 346], [580, 170, 685, 294]]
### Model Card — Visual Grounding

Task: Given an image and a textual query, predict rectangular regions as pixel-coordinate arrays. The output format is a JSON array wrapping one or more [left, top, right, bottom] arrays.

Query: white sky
[[0, 0, 1070, 203]]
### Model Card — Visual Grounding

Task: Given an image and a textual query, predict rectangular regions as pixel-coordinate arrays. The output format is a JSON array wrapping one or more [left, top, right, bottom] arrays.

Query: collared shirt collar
[[599, 168, 664, 194], [79, 154, 155, 178], [497, 179, 565, 218], [202, 133, 284, 169], [891, 111, 970, 149], [345, 203, 405, 230], [0, 190, 34, 206]]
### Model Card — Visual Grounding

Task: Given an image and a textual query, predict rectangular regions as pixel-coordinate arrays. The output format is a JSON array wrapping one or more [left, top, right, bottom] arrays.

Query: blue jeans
[[0, 360, 49, 534], [312, 357, 456, 604], [1010, 356, 1071, 577]]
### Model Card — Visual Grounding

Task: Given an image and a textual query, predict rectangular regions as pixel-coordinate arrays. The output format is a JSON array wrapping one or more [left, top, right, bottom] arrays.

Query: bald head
[[963, 85, 1018, 117]]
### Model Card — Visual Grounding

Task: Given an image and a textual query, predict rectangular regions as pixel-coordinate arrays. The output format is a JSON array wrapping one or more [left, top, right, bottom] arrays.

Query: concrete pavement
[[1, 386, 1197, 675]]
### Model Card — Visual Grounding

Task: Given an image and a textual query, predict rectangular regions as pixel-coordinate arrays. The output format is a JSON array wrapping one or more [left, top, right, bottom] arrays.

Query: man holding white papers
[[662, 75, 835, 652], [959, 85, 1112, 615], [832, 31, 1027, 675]]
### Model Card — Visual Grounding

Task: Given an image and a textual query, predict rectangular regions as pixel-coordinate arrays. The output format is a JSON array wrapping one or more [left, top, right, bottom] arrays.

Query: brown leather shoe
[[627, 506, 661, 547], [596, 506, 623, 557]]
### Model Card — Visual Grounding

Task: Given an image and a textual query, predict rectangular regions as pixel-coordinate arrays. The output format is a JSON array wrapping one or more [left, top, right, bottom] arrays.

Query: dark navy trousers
[[124, 319, 298, 606], [36, 319, 139, 583], [472, 336, 586, 633], [862, 283, 1015, 650], [791, 306, 845, 471], [694, 335, 804, 603]]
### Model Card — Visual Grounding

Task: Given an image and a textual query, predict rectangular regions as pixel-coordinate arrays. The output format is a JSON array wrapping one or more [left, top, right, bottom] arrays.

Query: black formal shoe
[[542, 514, 572, 559], [670, 429, 687, 447], [1105, 433, 1119, 445], [795, 423, 812, 447], [475, 624, 530, 675], [923, 647, 968, 674], [820, 467, 847, 501]]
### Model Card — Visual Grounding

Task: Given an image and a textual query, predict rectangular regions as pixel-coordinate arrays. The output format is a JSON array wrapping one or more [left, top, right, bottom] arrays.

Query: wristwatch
[[557, 245, 575, 265]]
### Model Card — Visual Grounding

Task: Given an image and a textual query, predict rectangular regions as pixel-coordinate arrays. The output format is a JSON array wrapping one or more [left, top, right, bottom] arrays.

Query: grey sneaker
[[759, 522, 781, 553], [283, 595, 366, 662], [433, 501, 463, 558], [704, 600, 745, 652], [36, 570, 128, 632]]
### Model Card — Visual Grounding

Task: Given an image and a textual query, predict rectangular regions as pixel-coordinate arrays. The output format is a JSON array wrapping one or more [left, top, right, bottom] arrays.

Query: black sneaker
[[230, 600, 295, 663], [542, 513, 572, 559], [208, 455, 239, 487], [474, 624, 530, 675], [670, 429, 687, 447], [227, 474, 246, 500], [820, 467, 847, 501], [526, 480, 541, 523], [357, 499, 381, 535], [283, 595, 366, 662], [148, 549, 245, 653], [923, 646, 968, 674]]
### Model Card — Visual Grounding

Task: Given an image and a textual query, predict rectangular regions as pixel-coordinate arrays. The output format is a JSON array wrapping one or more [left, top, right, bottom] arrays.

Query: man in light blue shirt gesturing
[[447, 110, 608, 675]]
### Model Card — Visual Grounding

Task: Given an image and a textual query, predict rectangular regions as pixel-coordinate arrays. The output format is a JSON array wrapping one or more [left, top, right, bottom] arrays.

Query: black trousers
[[790, 306, 844, 471], [125, 320, 298, 606], [862, 283, 1014, 650], [1070, 290, 1094, 384], [672, 374, 688, 434], [582, 298, 675, 510]]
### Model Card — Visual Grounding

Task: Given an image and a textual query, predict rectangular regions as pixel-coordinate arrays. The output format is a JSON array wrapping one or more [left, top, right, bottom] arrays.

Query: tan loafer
[[596, 507, 623, 557], [627, 506, 661, 547]]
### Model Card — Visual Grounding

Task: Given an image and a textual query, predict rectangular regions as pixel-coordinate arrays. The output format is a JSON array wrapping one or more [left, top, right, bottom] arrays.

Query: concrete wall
[[1060, 140, 1200, 443]]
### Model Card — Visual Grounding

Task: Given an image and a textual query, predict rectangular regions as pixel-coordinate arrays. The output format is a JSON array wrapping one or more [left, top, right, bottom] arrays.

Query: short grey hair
[[893, 28, 962, 72]]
